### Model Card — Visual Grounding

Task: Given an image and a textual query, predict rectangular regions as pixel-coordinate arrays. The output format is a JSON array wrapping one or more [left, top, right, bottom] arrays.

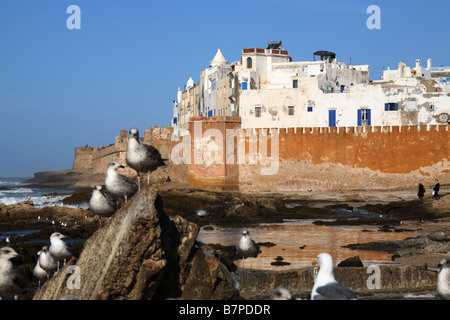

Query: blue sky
[[0, 0, 449, 177]]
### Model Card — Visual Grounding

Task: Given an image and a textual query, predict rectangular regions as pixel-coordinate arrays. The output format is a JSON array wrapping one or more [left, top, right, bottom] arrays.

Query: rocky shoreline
[[1, 171, 449, 300]]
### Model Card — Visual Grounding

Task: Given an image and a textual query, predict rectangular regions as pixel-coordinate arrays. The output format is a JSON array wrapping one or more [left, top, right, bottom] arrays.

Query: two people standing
[[418, 179, 440, 203]]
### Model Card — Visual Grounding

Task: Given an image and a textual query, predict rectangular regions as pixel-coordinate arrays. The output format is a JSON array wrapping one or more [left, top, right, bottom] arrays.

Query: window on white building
[[293, 80, 298, 88], [358, 108, 371, 126], [385, 103, 398, 111], [247, 57, 252, 69], [255, 107, 261, 117], [288, 106, 295, 115]]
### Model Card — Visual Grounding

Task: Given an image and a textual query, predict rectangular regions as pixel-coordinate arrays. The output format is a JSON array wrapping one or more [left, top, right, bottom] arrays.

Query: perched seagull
[[33, 250, 49, 288], [437, 258, 450, 300], [37, 246, 57, 278], [237, 230, 259, 268], [0, 247, 27, 300], [49, 232, 74, 270], [126, 128, 167, 186], [311, 252, 357, 300], [271, 287, 293, 300], [88, 184, 117, 216], [105, 161, 138, 203]]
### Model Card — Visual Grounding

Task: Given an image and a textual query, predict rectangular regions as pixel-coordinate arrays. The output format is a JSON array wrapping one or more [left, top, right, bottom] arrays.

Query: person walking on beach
[[418, 183, 425, 204], [433, 179, 440, 200]]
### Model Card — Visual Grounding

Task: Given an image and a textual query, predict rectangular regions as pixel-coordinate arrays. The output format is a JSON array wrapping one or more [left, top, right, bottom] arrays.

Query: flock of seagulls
[[88, 128, 166, 216], [0, 127, 167, 300], [238, 230, 449, 300], [0, 232, 74, 299]]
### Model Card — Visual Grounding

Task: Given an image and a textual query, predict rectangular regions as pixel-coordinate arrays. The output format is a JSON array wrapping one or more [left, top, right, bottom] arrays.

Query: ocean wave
[[0, 194, 72, 207], [0, 187, 34, 195]]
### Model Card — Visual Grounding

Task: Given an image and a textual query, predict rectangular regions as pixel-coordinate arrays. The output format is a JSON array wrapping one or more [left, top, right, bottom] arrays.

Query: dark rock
[[258, 242, 276, 247], [32, 186, 241, 300], [270, 261, 291, 266], [391, 254, 400, 261], [337, 256, 364, 267]]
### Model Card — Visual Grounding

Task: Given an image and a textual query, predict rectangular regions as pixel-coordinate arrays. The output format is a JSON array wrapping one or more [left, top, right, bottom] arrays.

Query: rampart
[[72, 118, 449, 191]]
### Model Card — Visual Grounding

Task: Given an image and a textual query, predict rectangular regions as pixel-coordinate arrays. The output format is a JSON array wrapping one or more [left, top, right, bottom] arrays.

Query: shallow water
[[197, 219, 421, 270], [0, 229, 41, 242]]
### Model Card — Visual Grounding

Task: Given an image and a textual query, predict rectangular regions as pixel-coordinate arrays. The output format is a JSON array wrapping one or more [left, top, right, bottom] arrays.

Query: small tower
[[186, 77, 195, 90], [210, 48, 228, 67]]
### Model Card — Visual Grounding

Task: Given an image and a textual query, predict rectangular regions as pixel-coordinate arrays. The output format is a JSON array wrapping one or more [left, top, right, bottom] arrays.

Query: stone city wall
[[73, 118, 449, 191]]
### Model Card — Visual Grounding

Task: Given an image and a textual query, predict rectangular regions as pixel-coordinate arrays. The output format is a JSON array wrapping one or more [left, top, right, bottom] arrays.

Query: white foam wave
[[0, 188, 34, 195]]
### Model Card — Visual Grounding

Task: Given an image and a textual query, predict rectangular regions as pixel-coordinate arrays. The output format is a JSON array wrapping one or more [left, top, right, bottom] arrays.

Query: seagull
[[105, 161, 138, 203], [37, 246, 57, 278], [49, 232, 74, 270], [126, 128, 167, 186], [88, 184, 117, 216], [437, 258, 450, 300], [0, 247, 27, 300], [237, 230, 259, 268], [311, 252, 358, 300], [33, 250, 49, 288], [271, 287, 293, 300]]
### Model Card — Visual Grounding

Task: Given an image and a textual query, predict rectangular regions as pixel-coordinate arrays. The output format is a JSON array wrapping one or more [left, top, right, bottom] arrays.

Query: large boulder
[[32, 186, 241, 300]]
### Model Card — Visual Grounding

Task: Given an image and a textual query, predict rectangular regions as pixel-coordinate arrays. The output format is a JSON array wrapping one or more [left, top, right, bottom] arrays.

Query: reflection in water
[[197, 219, 420, 270]]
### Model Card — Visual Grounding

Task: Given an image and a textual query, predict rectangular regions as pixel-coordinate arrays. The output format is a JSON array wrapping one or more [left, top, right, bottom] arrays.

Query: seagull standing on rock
[[89, 184, 117, 216], [33, 250, 50, 288], [126, 128, 167, 186], [311, 252, 357, 300], [49, 232, 74, 270], [105, 161, 138, 203], [37, 246, 57, 278], [437, 258, 450, 300], [237, 230, 259, 268], [0, 247, 27, 300]]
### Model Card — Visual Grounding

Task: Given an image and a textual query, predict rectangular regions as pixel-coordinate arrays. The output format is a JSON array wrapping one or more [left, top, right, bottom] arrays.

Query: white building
[[171, 42, 450, 135]]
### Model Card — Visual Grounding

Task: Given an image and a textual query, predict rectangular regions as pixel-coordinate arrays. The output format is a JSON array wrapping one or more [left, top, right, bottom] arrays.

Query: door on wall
[[328, 109, 336, 127], [357, 108, 371, 126]]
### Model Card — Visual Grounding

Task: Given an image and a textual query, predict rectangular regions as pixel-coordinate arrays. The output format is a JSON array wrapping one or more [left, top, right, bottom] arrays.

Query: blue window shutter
[[242, 82, 248, 90], [357, 109, 362, 126], [385, 103, 388, 111], [367, 109, 371, 126], [328, 110, 336, 127], [173, 117, 177, 124]]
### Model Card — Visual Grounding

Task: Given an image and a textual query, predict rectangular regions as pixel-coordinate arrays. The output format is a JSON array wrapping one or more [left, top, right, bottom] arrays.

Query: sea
[[0, 177, 88, 209]]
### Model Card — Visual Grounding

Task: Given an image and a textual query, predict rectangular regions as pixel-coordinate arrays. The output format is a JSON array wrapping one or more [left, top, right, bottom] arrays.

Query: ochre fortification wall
[[73, 118, 449, 191]]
